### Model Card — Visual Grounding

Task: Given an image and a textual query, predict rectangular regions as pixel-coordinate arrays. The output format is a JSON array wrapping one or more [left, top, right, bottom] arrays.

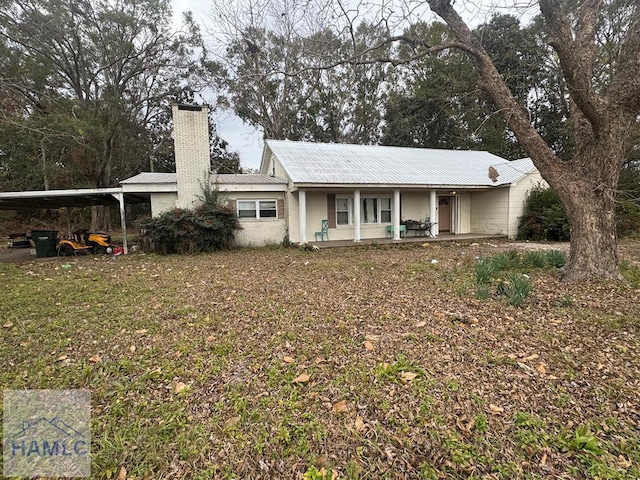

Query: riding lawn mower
[[57, 230, 119, 256]]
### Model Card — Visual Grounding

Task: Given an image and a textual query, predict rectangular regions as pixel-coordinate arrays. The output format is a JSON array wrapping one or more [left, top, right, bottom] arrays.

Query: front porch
[[310, 232, 507, 248]]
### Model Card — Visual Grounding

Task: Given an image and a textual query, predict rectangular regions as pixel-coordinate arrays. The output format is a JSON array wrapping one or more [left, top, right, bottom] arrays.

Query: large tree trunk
[[90, 135, 115, 232], [555, 177, 621, 281], [423, 0, 640, 282], [90, 206, 111, 232]]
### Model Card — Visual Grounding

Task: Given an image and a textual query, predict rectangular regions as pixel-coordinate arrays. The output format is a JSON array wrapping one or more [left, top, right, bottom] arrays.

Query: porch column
[[430, 190, 439, 237], [353, 189, 361, 242], [393, 189, 401, 240], [299, 189, 307, 244]]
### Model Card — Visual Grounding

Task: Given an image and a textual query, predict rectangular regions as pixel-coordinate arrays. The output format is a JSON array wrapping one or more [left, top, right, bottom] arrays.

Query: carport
[[0, 187, 150, 254]]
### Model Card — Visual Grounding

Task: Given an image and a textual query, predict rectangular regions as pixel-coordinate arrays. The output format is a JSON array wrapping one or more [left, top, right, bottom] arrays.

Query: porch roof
[[265, 140, 536, 187]]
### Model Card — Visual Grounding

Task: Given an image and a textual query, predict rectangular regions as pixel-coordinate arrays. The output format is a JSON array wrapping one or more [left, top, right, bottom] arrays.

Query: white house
[[120, 104, 544, 246]]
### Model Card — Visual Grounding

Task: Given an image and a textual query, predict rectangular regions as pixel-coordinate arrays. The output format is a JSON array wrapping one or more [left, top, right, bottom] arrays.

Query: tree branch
[[426, 0, 560, 175], [606, 3, 640, 113], [539, 0, 605, 128]]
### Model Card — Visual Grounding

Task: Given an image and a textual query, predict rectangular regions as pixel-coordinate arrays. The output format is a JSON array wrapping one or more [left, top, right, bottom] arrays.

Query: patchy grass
[[1, 240, 640, 479]]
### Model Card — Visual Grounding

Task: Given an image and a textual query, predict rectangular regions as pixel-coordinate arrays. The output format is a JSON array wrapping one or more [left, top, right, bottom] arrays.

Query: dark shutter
[[277, 199, 284, 219], [327, 194, 336, 228], [227, 199, 237, 215]]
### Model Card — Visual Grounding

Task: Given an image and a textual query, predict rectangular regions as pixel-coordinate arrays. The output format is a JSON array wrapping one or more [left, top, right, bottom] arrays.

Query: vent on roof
[[177, 104, 202, 111]]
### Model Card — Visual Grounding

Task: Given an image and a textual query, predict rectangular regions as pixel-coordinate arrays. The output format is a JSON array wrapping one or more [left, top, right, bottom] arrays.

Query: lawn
[[1, 240, 639, 479]]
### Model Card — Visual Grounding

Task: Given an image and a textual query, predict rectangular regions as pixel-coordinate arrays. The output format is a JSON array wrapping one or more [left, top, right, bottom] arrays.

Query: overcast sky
[[172, 0, 265, 171], [170, 0, 538, 171]]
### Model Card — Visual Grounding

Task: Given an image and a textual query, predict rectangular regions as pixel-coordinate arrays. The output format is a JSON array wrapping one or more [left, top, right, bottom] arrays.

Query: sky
[[170, 0, 538, 171], [171, 0, 265, 171]]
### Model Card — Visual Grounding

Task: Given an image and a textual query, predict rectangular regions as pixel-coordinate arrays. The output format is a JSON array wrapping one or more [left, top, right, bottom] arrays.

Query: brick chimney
[[172, 104, 210, 209]]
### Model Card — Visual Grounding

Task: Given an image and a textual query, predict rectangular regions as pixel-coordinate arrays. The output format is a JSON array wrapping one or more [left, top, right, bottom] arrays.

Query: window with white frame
[[336, 198, 350, 225], [335, 196, 392, 225], [380, 197, 392, 223], [361, 197, 378, 223], [237, 199, 277, 219]]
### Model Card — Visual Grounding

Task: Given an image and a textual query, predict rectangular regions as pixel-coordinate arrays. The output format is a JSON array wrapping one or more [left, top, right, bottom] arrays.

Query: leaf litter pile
[[1, 240, 639, 479]]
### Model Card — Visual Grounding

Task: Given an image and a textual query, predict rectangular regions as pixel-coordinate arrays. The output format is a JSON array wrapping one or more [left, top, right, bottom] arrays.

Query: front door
[[438, 196, 451, 232]]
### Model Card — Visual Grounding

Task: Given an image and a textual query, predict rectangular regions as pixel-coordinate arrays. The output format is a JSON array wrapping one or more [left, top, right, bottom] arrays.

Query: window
[[361, 198, 378, 223], [335, 196, 392, 225], [237, 200, 277, 219], [336, 198, 350, 225], [380, 198, 392, 223]]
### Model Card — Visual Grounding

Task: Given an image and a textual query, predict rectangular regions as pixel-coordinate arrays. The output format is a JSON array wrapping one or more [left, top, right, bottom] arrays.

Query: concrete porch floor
[[310, 233, 508, 248]]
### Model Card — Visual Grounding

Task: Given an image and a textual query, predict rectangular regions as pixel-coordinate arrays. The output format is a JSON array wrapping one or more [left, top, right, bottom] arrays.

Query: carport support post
[[114, 192, 128, 254]]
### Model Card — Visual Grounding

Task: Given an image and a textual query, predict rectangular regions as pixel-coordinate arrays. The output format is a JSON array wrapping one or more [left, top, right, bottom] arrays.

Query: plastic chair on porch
[[314, 219, 329, 241]]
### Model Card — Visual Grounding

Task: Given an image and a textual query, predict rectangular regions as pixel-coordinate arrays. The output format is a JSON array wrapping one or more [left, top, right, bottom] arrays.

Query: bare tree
[[418, 0, 639, 281]]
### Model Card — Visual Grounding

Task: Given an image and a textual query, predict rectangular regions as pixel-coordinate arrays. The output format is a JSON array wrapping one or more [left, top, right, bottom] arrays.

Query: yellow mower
[[73, 230, 114, 253]]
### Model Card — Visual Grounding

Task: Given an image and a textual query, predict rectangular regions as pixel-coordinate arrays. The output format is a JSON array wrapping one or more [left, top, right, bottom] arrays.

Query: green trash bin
[[31, 230, 58, 258]]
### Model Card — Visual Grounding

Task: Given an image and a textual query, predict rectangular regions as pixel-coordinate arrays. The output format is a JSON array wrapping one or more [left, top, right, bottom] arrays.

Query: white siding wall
[[401, 192, 431, 221], [458, 192, 471, 234], [151, 193, 178, 216], [470, 188, 510, 235], [507, 172, 546, 238], [226, 192, 287, 246]]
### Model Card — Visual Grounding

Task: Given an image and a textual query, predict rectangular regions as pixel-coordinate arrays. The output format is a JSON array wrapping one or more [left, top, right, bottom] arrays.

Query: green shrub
[[545, 249, 567, 268], [616, 202, 640, 237], [518, 185, 570, 241], [522, 251, 546, 268], [140, 184, 240, 254], [474, 259, 495, 285], [490, 252, 511, 272], [500, 273, 531, 307], [476, 284, 490, 300]]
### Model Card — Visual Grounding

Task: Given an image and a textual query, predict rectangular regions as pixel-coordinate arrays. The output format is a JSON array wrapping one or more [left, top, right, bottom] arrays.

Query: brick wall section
[[173, 104, 210, 209]]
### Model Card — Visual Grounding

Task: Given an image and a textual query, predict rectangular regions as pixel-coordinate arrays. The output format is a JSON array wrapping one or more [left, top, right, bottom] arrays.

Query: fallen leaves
[[283, 356, 295, 363], [363, 340, 374, 351], [331, 399, 349, 413], [399, 371, 418, 382], [88, 355, 101, 363], [117, 466, 127, 480], [292, 373, 310, 383], [175, 382, 188, 393], [3, 321, 14, 329], [489, 404, 505, 415], [223, 416, 241, 429]]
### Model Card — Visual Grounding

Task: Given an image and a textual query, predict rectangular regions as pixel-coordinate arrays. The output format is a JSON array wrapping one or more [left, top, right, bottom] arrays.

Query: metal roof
[[265, 140, 536, 186], [120, 172, 177, 184], [214, 174, 287, 185], [120, 172, 288, 186]]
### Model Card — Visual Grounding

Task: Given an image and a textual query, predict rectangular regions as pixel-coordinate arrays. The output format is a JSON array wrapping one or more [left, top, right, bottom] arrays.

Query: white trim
[[393, 190, 401, 240], [429, 190, 438, 237], [236, 199, 278, 220], [353, 190, 361, 242], [299, 189, 307, 244]]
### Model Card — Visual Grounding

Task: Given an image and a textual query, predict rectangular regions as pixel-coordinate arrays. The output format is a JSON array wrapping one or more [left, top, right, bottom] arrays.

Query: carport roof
[[0, 187, 147, 210]]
